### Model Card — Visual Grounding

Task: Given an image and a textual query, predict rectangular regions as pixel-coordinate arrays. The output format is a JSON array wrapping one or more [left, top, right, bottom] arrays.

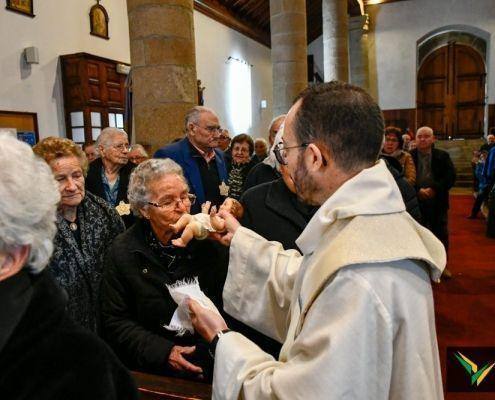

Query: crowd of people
[[4, 80, 487, 399]]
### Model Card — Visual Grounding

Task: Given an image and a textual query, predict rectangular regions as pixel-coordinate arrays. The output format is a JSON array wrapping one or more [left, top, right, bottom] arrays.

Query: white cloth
[[262, 125, 284, 170], [163, 277, 221, 335], [215, 160, 446, 400]]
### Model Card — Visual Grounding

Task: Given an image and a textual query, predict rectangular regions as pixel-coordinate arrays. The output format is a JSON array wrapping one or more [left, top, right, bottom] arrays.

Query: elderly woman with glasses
[[227, 133, 257, 200], [33, 137, 125, 333], [100, 158, 228, 380], [86, 128, 135, 225], [381, 126, 416, 186]]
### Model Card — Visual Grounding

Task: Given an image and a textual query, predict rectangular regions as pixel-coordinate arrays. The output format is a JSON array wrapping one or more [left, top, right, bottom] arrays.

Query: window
[[227, 57, 252, 134]]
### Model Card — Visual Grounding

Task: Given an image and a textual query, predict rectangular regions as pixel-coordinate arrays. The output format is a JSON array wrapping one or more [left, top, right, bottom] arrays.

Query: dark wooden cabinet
[[60, 52, 130, 144]]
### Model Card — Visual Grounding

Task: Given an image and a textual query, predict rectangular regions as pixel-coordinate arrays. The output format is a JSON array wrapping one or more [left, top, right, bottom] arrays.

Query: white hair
[[95, 127, 128, 155], [0, 134, 60, 273], [128, 158, 188, 216], [184, 106, 217, 131], [254, 138, 268, 146], [130, 143, 149, 158]]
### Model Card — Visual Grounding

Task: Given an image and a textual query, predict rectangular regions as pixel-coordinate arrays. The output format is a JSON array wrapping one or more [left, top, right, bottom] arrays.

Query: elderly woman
[[381, 126, 416, 186], [0, 134, 136, 399], [100, 158, 228, 379], [227, 134, 257, 200], [33, 137, 125, 333]]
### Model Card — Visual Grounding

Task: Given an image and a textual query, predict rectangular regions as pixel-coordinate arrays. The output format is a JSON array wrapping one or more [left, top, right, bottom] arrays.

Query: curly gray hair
[[0, 134, 60, 273], [128, 158, 188, 216]]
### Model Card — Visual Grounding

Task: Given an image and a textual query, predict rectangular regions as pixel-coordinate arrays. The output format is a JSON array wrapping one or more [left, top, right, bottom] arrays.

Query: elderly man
[[480, 133, 495, 152], [268, 114, 285, 147], [252, 138, 268, 163], [86, 128, 134, 208], [188, 82, 446, 399], [411, 127, 456, 251], [128, 144, 150, 165], [0, 134, 137, 399], [154, 106, 228, 213]]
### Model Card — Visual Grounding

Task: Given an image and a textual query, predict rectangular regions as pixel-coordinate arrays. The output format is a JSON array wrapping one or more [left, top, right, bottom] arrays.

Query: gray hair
[[0, 134, 60, 273], [269, 115, 286, 131], [128, 158, 188, 216], [95, 127, 128, 154], [184, 106, 217, 131], [130, 143, 149, 158]]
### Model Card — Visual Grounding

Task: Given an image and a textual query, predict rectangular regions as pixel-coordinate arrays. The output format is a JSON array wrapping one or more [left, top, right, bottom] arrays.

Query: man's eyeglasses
[[112, 143, 131, 152], [273, 143, 309, 166], [194, 124, 222, 134], [148, 194, 196, 210]]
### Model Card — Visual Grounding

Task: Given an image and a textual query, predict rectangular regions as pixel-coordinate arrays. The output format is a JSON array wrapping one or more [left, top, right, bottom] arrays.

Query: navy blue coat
[[154, 138, 228, 212]]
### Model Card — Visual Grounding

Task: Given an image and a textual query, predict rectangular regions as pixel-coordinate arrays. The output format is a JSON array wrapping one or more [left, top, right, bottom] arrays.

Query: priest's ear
[[0, 245, 30, 282]]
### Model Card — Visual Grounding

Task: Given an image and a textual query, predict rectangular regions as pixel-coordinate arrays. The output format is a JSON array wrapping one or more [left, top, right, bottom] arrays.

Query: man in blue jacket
[[154, 106, 228, 213]]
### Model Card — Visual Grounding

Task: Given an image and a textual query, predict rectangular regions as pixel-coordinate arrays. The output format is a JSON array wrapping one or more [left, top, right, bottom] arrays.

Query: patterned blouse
[[47, 191, 125, 332]]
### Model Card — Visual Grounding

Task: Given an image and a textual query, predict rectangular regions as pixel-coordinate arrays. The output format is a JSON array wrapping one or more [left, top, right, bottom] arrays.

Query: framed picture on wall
[[6, 0, 35, 17], [89, 1, 109, 40]]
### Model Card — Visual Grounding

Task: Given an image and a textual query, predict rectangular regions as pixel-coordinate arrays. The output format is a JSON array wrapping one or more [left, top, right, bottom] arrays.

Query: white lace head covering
[[263, 124, 285, 171]]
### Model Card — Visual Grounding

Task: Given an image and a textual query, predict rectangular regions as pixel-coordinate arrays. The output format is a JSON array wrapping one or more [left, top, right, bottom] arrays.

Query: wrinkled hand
[[187, 299, 228, 343], [208, 209, 240, 246], [168, 345, 203, 374]]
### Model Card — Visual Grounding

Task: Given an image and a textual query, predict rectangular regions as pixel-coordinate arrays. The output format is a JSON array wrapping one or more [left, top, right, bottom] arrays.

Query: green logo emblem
[[454, 351, 495, 387]]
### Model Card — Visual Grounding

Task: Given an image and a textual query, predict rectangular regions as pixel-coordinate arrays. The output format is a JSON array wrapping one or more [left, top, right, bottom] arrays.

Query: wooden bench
[[132, 371, 212, 400]]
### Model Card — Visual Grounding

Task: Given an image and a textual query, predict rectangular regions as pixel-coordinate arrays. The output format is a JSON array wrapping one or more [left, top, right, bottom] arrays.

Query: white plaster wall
[[194, 11, 273, 140], [369, 0, 495, 109], [0, 0, 130, 139]]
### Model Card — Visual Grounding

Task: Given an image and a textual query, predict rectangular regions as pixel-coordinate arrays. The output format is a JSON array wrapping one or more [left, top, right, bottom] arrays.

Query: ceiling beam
[[194, 0, 271, 47]]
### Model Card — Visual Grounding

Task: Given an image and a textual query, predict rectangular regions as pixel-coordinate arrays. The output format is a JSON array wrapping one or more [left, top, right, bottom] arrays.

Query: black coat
[[85, 158, 134, 205], [243, 162, 280, 192], [48, 192, 124, 333], [410, 148, 456, 211], [240, 178, 316, 251], [0, 270, 137, 400], [100, 219, 228, 376]]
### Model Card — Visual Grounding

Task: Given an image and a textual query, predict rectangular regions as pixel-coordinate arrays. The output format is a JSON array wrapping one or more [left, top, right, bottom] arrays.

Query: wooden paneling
[[382, 108, 416, 134], [489, 104, 495, 131], [132, 371, 211, 400]]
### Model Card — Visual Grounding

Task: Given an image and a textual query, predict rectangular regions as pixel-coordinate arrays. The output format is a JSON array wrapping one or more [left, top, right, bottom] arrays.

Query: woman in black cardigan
[[100, 158, 228, 380]]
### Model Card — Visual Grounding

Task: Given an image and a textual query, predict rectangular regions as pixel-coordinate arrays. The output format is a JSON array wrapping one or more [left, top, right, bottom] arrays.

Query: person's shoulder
[[154, 138, 185, 158], [241, 179, 272, 203], [432, 147, 451, 159]]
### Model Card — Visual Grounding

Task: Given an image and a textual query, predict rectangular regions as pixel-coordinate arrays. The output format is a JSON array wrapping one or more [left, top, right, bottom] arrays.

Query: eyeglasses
[[148, 193, 196, 210], [193, 124, 222, 134], [112, 143, 131, 152], [273, 143, 309, 166], [384, 138, 399, 143]]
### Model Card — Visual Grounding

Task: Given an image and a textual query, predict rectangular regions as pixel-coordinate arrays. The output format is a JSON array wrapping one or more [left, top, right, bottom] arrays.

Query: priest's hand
[[208, 209, 240, 247], [168, 345, 203, 374], [187, 299, 228, 343]]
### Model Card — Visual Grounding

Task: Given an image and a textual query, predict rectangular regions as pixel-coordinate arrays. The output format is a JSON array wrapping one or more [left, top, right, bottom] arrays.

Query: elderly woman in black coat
[[100, 158, 228, 380], [33, 137, 125, 333]]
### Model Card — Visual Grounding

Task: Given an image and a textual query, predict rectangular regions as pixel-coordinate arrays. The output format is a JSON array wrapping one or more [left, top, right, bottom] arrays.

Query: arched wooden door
[[417, 43, 486, 139]]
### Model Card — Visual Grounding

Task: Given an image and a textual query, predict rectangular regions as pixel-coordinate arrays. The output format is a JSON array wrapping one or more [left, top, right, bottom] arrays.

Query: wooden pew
[[132, 371, 212, 400]]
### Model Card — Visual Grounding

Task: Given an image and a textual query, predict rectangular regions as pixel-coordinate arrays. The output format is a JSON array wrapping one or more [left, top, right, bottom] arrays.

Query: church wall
[[307, 0, 495, 115], [369, 0, 495, 109], [194, 11, 273, 140], [0, 0, 130, 139]]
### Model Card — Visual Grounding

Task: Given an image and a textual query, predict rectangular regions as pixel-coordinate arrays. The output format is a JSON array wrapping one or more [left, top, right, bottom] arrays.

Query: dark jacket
[[380, 156, 422, 223], [0, 270, 137, 400], [411, 148, 456, 210], [154, 138, 228, 210], [100, 219, 228, 376], [240, 178, 317, 251], [85, 157, 134, 206], [48, 192, 125, 333], [243, 162, 280, 192]]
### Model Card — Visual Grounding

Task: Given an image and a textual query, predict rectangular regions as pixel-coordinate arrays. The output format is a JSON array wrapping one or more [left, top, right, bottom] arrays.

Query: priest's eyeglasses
[[148, 194, 197, 210], [273, 143, 309, 165]]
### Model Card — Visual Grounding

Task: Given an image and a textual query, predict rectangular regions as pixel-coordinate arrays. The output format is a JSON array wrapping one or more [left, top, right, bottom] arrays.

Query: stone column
[[349, 14, 370, 91], [127, 0, 197, 153], [322, 0, 349, 82], [270, 0, 308, 116]]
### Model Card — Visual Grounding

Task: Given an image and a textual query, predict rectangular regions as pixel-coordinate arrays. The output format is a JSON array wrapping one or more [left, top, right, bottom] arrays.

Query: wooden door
[[417, 43, 485, 139]]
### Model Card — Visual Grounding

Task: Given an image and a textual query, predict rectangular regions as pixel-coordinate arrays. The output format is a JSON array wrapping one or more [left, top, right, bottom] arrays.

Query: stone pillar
[[127, 0, 197, 153], [270, 0, 308, 116], [349, 14, 370, 91], [322, 0, 349, 82]]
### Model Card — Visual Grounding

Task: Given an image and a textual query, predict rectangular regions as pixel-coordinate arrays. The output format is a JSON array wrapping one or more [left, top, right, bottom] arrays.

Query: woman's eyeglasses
[[148, 194, 196, 210]]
